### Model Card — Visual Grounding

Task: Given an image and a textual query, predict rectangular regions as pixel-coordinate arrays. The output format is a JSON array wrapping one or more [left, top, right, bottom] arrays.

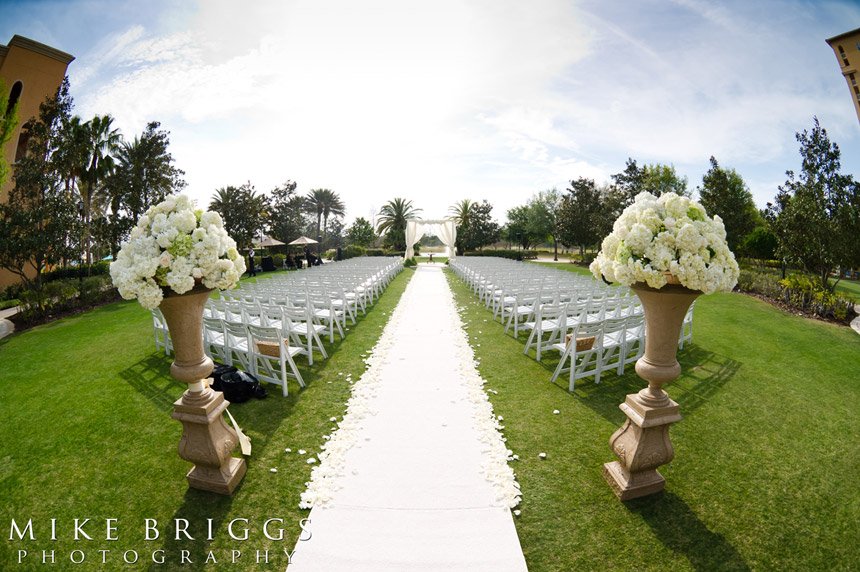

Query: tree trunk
[[553, 237, 558, 262]]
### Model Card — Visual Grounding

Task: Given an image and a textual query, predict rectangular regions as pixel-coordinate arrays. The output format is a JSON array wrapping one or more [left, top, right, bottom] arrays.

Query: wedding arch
[[405, 219, 457, 259]]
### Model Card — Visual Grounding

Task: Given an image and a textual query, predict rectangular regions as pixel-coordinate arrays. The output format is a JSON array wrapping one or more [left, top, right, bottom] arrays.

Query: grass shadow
[[118, 353, 185, 412], [626, 491, 751, 571], [548, 345, 741, 426], [148, 488, 234, 571]]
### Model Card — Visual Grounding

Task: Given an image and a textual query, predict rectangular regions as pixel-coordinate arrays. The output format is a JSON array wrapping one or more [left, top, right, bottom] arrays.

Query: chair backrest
[[224, 321, 249, 345], [248, 324, 284, 348], [203, 316, 224, 335]]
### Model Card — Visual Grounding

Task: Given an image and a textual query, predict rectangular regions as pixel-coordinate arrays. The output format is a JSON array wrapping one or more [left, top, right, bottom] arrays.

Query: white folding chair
[[202, 316, 228, 363], [248, 325, 304, 396], [151, 309, 172, 356], [522, 303, 567, 362], [283, 305, 328, 365], [550, 320, 604, 391], [223, 321, 252, 372]]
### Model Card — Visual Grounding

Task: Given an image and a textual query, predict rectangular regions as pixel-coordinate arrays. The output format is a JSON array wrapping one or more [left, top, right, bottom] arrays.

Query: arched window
[[6, 81, 22, 117], [14, 132, 29, 162]]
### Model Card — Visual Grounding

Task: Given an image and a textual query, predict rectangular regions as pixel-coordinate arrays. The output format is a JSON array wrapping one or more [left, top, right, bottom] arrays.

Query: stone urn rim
[[161, 280, 213, 299], [630, 273, 702, 296]]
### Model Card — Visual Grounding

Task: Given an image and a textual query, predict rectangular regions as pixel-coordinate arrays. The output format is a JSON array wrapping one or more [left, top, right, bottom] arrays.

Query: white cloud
[[68, 0, 860, 226]]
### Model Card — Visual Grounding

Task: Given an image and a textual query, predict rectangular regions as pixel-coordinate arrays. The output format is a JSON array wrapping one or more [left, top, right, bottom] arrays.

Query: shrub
[[342, 245, 366, 259], [0, 299, 19, 310], [464, 249, 526, 261], [0, 283, 24, 302], [403, 257, 417, 268], [365, 249, 387, 256], [42, 261, 110, 282], [738, 269, 856, 322], [79, 275, 114, 306], [272, 254, 285, 267]]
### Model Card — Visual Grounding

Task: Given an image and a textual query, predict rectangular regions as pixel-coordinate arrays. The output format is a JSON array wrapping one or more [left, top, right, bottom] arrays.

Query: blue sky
[[2, 0, 859, 225]]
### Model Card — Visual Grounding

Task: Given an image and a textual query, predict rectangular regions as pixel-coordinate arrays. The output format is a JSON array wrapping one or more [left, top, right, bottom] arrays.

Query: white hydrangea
[[590, 192, 739, 294], [110, 194, 246, 309]]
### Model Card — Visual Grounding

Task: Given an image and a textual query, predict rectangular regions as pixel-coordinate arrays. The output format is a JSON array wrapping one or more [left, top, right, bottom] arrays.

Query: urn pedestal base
[[603, 393, 682, 501], [172, 384, 246, 496]]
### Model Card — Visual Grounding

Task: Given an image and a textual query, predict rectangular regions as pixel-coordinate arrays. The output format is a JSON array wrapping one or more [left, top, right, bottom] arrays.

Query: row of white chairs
[[152, 258, 403, 396], [450, 257, 694, 391]]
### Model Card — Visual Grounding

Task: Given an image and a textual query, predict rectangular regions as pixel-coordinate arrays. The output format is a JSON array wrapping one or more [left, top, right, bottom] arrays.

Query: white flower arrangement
[[590, 192, 739, 294], [110, 194, 246, 309]]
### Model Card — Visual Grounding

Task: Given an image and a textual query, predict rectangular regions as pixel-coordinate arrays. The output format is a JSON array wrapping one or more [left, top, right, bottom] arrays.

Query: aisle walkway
[[289, 265, 526, 571]]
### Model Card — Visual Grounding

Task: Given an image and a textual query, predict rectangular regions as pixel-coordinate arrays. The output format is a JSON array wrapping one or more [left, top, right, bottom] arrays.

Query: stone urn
[[603, 276, 701, 501], [159, 285, 246, 495]]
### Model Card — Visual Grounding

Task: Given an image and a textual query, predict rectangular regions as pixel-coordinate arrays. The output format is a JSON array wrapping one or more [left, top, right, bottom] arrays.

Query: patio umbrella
[[255, 236, 286, 247], [287, 236, 319, 245]]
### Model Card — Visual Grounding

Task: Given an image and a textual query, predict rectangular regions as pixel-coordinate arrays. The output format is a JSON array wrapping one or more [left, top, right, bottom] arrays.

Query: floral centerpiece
[[110, 194, 246, 308], [589, 191, 739, 293]]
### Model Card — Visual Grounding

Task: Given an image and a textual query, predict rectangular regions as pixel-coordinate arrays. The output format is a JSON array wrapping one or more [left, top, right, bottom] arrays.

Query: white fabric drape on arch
[[405, 219, 457, 259]]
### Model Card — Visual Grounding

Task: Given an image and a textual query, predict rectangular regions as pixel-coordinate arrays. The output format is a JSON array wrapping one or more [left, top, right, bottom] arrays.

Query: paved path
[[851, 304, 860, 336], [0, 306, 17, 340], [289, 265, 526, 571]]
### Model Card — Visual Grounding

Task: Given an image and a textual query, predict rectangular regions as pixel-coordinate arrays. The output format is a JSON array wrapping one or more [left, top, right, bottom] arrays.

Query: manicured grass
[[447, 264, 860, 571], [833, 278, 860, 302], [0, 270, 412, 571]]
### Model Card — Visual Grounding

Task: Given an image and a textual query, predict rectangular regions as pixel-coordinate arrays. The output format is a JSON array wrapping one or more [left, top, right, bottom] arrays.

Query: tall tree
[[0, 79, 19, 187], [209, 182, 269, 249], [610, 157, 646, 205], [80, 114, 122, 266], [767, 117, 859, 290], [448, 199, 475, 255], [457, 200, 500, 253], [526, 189, 561, 260], [697, 156, 758, 252], [504, 205, 534, 250], [556, 177, 605, 257], [376, 198, 421, 251], [104, 121, 186, 257], [641, 163, 689, 197], [304, 188, 345, 245], [268, 180, 308, 243], [346, 217, 376, 247], [0, 78, 80, 291]]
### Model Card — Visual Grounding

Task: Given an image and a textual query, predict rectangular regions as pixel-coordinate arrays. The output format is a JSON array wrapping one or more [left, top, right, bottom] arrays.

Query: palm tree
[[305, 189, 345, 244], [377, 198, 421, 251], [320, 190, 345, 246], [80, 114, 121, 265], [448, 199, 476, 256]]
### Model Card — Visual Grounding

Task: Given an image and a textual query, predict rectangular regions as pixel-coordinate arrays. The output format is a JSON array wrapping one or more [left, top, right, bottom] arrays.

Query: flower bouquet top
[[110, 194, 246, 309], [589, 192, 739, 294]]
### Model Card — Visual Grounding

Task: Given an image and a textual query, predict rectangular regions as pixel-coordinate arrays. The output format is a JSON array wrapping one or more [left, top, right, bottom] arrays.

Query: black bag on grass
[[219, 370, 267, 403]]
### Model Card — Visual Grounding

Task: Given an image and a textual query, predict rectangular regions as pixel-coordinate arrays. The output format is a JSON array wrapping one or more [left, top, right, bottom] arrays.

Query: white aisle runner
[[289, 265, 527, 571]]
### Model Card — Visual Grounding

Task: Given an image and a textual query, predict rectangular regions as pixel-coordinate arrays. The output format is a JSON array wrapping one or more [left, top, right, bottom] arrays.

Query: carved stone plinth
[[172, 386, 246, 495], [603, 394, 682, 500], [604, 278, 700, 501], [160, 286, 246, 496]]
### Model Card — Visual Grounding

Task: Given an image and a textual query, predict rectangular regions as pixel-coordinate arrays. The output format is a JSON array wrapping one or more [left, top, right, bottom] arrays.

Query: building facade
[[826, 27, 860, 124], [0, 35, 74, 288]]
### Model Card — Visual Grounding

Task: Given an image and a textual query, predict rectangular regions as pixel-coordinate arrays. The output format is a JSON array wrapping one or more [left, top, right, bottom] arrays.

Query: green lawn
[[0, 270, 412, 571], [2, 260, 858, 571], [448, 263, 860, 571], [834, 277, 860, 302]]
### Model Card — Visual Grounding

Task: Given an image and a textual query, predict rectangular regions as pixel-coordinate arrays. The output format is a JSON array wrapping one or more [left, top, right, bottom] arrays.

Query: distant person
[[248, 247, 257, 277], [429, 254, 434, 263], [305, 247, 314, 268], [336, 246, 343, 261]]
